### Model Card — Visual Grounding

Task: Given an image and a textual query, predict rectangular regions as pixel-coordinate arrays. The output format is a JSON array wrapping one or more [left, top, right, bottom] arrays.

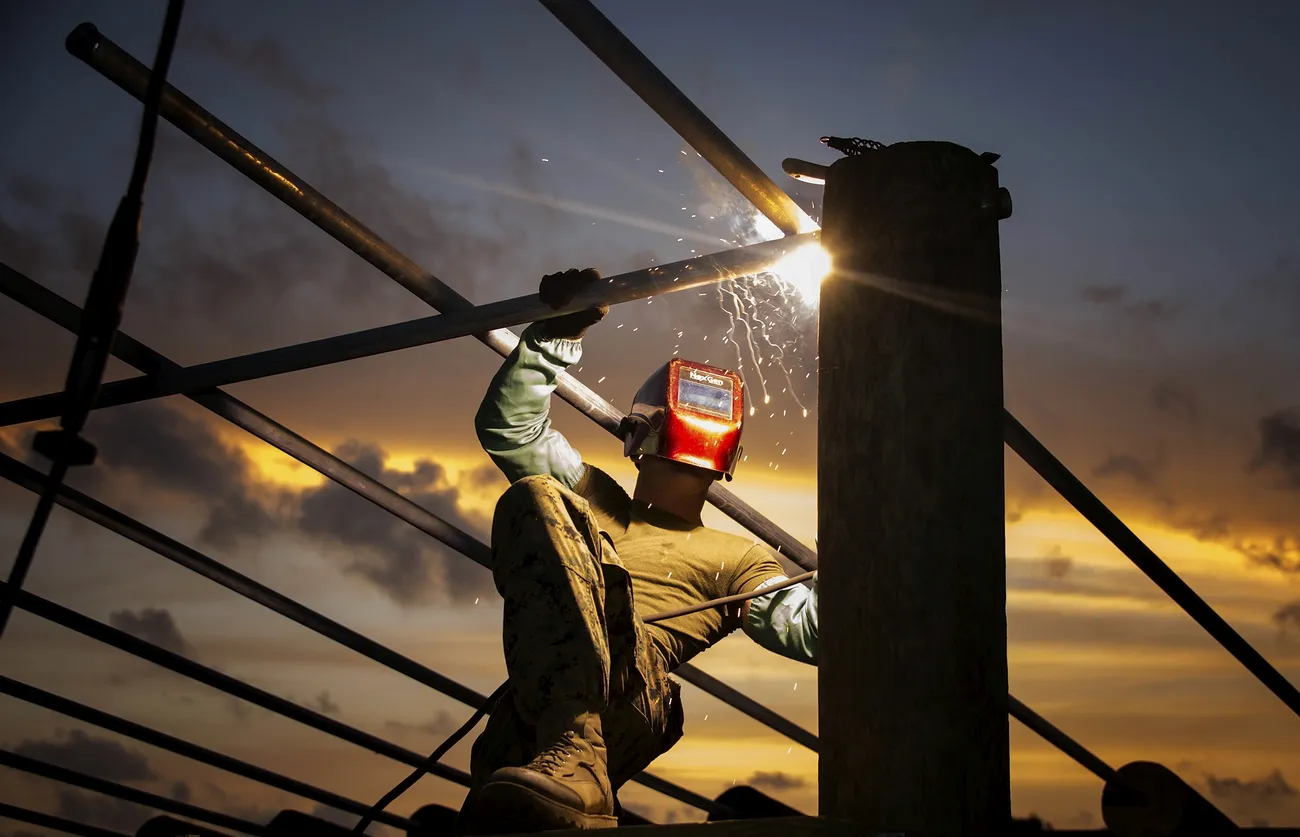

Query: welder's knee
[[495, 474, 565, 520]]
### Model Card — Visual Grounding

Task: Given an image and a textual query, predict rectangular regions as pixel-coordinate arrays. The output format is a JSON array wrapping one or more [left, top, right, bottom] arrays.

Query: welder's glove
[[535, 267, 608, 340]]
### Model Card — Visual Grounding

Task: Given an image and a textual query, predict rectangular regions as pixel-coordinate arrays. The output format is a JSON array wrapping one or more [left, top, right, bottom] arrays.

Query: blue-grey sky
[[2, 1, 1299, 831]]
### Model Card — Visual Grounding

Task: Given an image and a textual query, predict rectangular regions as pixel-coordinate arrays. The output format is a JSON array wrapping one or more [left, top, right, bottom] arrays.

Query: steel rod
[[1007, 695, 1115, 783], [537, 0, 817, 236], [64, 22, 818, 574], [0, 749, 268, 836], [0, 801, 133, 837], [0, 580, 473, 788], [0, 265, 815, 762], [1004, 412, 1300, 722], [0, 676, 414, 831], [0, 235, 810, 427], [0, 263, 492, 568]]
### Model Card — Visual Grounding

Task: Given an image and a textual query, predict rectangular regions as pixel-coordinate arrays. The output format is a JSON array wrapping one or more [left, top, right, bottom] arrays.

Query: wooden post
[[818, 141, 1012, 836]]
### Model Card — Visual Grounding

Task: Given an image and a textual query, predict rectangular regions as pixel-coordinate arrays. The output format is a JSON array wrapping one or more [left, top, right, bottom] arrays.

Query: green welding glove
[[534, 267, 609, 340]]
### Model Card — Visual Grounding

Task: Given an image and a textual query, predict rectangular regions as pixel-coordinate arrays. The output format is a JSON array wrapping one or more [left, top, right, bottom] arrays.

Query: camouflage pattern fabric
[[466, 475, 684, 803]]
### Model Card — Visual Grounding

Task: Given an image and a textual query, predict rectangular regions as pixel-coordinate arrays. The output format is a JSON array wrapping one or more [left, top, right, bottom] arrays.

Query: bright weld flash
[[770, 243, 832, 303], [748, 213, 831, 304]]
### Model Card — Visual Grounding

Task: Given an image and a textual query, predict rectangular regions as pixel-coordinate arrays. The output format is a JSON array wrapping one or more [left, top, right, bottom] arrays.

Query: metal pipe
[[0, 263, 491, 565], [64, 23, 817, 573], [1, 580, 473, 788], [0, 676, 414, 831], [0, 749, 268, 836], [1004, 412, 1300, 722], [0, 800, 133, 837], [0, 266, 818, 762], [0, 450, 489, 708], [672, 664, 818, 752], [1007, 695, 1115, 784], [536, 0, 817, 237], [0, 235, 810, 427]]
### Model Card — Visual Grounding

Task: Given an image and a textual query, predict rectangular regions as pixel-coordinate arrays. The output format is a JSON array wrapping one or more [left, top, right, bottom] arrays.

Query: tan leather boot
[[472, 709, 616, 832]]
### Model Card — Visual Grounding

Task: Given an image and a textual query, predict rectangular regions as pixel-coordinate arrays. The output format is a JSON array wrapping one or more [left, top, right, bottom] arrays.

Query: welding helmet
[[619, 358, 745, 481]]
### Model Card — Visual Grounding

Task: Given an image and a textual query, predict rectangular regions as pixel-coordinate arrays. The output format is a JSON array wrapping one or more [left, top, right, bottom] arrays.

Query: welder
[[456, 267, 818, 834]]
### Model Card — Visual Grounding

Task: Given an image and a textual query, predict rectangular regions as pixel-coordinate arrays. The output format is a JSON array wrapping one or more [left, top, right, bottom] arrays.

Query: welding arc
[[0, 0, 186, 642], [352, 572, 816, 829]]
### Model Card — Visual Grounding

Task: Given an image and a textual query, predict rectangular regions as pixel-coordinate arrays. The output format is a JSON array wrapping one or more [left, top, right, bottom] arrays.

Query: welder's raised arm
[[743, 571, 819, 666], [475, 322, 586, 488]]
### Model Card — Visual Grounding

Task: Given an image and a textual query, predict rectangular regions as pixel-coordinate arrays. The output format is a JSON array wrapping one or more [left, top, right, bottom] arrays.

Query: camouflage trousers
[[465, 475, 684, 801]]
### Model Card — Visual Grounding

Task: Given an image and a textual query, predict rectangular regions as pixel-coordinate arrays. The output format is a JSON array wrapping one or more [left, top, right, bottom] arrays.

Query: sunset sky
[[2, 0, 1299, 832]]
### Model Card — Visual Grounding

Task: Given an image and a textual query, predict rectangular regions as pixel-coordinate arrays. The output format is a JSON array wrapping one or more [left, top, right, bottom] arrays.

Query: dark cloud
[[1276, 602, 1300, 639], [1092, 452, 1162, 485], [1237, 536, 1300, 575], [1204, 769, 1296, 814], [310, 691, 340, 715], [54, 790, 154, 833], [13, 729, 156, 783], [1150, 382, 1199, 424], [295, 440, 494, 605], [89, 402, 277, 550], [1041, 545, 1073, 579], [108, 607, 194, 658], [186, 25, 339, 103], [170, 781, 192, 803], [1249, 408, 1300, 490], [385, 710, 460, 739], [746, 770, 805, 791]]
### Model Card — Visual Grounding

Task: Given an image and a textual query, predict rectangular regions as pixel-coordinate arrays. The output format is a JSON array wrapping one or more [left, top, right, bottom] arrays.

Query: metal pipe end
[[65, 23, 102, 62], [782, 157, 827, 185]]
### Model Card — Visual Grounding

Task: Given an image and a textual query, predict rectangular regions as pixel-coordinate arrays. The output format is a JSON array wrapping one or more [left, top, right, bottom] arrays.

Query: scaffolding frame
[[1, 2, 1296, 835]]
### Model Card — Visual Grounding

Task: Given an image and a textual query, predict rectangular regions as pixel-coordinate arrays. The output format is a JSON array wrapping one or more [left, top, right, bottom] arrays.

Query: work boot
[[471, 708, 616, 832]]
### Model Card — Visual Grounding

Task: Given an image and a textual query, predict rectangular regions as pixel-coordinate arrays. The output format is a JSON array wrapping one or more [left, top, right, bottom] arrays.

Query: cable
[[0, 0, 185, 641], [352, 570, 817, 829]]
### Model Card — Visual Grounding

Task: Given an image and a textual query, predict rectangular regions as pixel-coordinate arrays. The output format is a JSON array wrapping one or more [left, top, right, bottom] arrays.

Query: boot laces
[[531, 730, 579, 775]]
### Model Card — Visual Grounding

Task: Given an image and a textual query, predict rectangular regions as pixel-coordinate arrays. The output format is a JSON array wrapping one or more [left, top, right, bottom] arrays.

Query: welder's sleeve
[[743, 572, 818, 666], [474, 322, 586, 488]]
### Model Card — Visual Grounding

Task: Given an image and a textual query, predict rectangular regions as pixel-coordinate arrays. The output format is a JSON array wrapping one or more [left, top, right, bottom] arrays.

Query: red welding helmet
[[619, 358, 745, 480]]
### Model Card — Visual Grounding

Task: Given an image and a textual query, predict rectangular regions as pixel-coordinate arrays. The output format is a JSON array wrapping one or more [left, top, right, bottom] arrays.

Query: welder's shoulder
[[571, 463, 631, 534]]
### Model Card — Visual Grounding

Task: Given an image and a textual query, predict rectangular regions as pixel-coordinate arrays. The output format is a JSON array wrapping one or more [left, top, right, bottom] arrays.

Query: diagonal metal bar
[[0, 263, 491, 564], [1006, 695, 1114, 783], [0, 579, 474, 789], [537, 0, 818, 237], [1004, 414, 1300, 721], [0, 235, 808, 427], [0, 458, 725, 816], [672, 664, 818, 752], [65, 22, 818, 574], [0, 264, 815, 759], [0, 748, 268, 836], [0, 676, 414, 830], [0, 801, 134, 837]]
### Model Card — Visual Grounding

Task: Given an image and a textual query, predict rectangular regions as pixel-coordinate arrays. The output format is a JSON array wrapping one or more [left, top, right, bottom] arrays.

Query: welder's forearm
[[743, 573, 819, 665], [474, 323, 585, 488]]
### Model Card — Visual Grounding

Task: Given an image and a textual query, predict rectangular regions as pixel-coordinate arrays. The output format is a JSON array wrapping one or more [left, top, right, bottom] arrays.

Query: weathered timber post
[[818, 140, 1012, 836]]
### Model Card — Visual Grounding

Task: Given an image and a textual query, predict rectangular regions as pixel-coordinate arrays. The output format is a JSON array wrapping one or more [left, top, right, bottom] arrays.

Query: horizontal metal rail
[[0, 263, 822, 755], [1004, 413, 1300, 721], [0, 749, 268, 836], [0, 453, 718, 814], [0, 234, 808, 426], [65, 22, 819, 574], [537, 0, 818, 237], [0, 676, 414, 831], [0, 800, 133, 837]]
